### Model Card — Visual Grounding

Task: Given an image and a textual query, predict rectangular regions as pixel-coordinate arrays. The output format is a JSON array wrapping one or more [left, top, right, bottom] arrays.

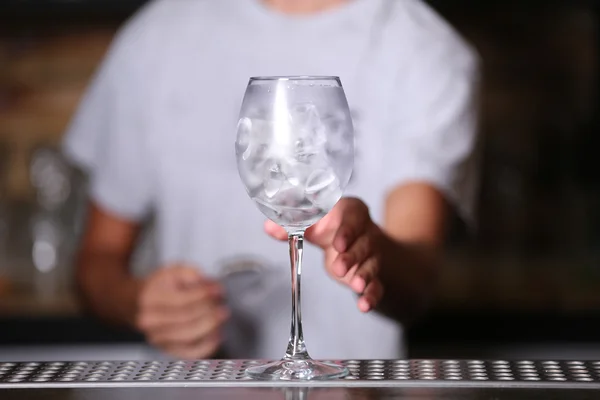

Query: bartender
[[62, 0, 479, 360]]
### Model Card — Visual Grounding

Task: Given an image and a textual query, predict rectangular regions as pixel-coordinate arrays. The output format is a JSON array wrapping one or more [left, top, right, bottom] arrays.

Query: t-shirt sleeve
[[62, 22, 154, 221], [386, 37, 481, 226]]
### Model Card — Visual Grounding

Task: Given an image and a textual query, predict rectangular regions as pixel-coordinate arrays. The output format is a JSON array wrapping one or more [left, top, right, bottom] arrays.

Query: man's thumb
[[171, 264, 203, 288], [264, 220, 288, 241]]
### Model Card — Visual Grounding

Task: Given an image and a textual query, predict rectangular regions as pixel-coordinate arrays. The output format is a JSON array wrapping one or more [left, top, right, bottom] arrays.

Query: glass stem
[[284, 232, 310, 360]]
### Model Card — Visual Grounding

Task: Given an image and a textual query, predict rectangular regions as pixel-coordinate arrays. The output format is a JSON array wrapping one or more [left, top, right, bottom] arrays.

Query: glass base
[[245, 359, 349, 381]]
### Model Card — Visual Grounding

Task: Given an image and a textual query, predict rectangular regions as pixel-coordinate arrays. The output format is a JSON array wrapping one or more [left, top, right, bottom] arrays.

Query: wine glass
[[235, 76, 354, 380]]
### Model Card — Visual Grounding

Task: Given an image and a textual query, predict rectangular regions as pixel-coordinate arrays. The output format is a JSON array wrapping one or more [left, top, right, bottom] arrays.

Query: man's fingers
[[154, 265, 203, 290], [140, 281, 223, 311], [331, 198, 369, 253], [264, 220, 288, 241], [304, 210, 338, 247], [170, 265, 205, 289], [187, 331, 224, 359], [358, 280, 383, 313], [147, 306, 230, 348], [330, 231, 375, 280], [330, 252, 352, 278], [332, 263, 359, 287], [350, 255, 380, 294], [136, 293, 224, 331], [336, 232, 375, 273], [149, 307, 229, 347], [163, 330, 224, 360]]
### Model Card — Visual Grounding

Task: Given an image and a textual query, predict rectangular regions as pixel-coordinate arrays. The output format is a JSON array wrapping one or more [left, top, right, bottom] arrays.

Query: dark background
[[0, 0, 599, 359]]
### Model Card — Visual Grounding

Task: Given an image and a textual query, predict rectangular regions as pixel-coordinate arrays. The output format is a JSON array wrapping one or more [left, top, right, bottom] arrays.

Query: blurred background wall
[[0, 0, 598, 359]]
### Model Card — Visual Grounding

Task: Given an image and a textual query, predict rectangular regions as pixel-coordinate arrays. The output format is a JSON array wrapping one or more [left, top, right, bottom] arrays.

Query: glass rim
[[249, 75, 340, 82]]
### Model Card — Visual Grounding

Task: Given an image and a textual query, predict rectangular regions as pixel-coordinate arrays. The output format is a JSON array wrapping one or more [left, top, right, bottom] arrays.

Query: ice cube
[[253, 197, 282, 221], [305, 169, 337, 194], [251, 118, 275, 144], [263, 162, 285, 198], [235, 117, 252, 159], [236, 114, 276, 161], [247, 144, 269, 169], [287, 174, 301, 187], [306, 169, 342, 211], [239, 151, 272, 193], [275, 182, 311, 209], [294, 138, 320, 163], [322, 112, 352, 155], [264, 179, 282, 199], [290, 103, 327, 154], [309, 185, 342, 211], [240, 118, 273, 180], [279, 157, 309, 187], [280, 152, 331, 193], [290, 103, 321, 129]]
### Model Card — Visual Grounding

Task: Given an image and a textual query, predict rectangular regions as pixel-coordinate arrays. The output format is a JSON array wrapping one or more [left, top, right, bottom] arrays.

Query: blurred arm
[[63, 13, 156, 329], [376, 182, 448, 324], [75, 202, 143, 328], [374, 22, 481, 323]]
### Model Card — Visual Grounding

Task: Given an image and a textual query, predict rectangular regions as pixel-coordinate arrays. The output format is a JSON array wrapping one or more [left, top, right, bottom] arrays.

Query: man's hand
[[265, 197, 386, 313], [135, 264, 229, 359]]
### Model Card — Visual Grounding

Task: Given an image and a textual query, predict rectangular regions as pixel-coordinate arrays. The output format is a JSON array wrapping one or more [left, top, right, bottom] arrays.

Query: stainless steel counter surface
[[0, 387, 598, 400], [1, 360, 599, 399]]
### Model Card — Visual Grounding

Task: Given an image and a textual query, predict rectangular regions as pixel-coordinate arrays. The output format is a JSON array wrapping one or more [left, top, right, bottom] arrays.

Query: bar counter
[[0, 359, 598, 399]]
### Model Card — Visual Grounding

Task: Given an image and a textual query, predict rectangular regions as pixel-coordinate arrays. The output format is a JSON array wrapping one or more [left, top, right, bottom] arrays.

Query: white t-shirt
[[63, 0, 479, 359]]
